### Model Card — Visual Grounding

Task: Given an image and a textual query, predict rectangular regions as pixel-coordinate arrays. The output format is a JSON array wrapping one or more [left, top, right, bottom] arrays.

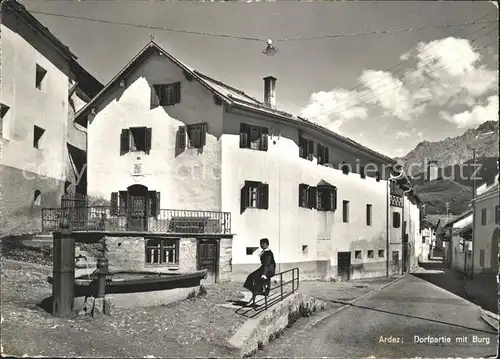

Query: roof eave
[[229, 102, 394, 164], [75, 41, 235, 122]]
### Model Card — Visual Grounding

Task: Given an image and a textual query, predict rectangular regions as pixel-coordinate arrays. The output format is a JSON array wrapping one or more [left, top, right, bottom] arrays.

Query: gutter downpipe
[[386, 179, 390, 277]]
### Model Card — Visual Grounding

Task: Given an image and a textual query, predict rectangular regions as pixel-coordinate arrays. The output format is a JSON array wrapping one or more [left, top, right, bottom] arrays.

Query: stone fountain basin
[[48, 270, 208, 308]]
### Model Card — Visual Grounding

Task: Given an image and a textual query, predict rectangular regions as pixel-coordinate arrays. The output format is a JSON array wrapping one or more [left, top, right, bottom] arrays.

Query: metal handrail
[[251, 267, 300, 311]]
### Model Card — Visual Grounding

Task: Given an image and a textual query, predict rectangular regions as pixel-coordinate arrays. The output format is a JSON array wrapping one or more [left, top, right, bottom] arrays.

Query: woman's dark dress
[[243, 250, 276, 294]]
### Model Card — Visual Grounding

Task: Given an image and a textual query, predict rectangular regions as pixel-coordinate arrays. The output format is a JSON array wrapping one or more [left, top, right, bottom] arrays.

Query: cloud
[[300, 35, 498, 132], [439, 95, 499, 128]]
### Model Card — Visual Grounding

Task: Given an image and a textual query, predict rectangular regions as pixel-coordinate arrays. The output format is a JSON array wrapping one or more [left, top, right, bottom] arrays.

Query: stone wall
[[219, 237, 232, 283], [75, 234, 233, 283]]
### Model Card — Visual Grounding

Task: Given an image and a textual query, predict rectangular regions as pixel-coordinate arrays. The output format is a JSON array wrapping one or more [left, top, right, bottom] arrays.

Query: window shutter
[[200, 123, 208, 147], [178, 126, 186, 149], [332, 187, 338, 211], [120, 129, 130, 155], [148, 191, 156, 216], [151, 85, 161, 108], [259, 183, 269, 209], [298, 184, 307, 207], [324, 146, 329, 164], [118, 191, 127, 214], [308, 187, 317, 209], [240, 182, 249, 214], [176, 82, 181, 104], [308, 140, 314, 156], [156, 192, 161, 216], [317, 144, 323, 164], [110, 192, 118, 215], [239, 123, 249, 148], [260, 132, 269, 151], [376, 171, 381, 182], [145, 127, 152, 154]]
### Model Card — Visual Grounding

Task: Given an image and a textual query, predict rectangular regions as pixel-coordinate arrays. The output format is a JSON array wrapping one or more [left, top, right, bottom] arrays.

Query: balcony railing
[[42, 206, 231, 234]]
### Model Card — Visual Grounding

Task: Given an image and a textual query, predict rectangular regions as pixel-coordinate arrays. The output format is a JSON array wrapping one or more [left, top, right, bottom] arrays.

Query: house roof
[[453, 222, 472, 237], [443, 208, 473, 228], [473, 181, 499, 202], [5, 0, 103, 98], [75, 40, 395, 163]]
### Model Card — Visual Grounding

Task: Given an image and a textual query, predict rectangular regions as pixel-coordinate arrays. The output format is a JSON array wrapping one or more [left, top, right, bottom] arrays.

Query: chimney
[[263, 76, 277, 108]]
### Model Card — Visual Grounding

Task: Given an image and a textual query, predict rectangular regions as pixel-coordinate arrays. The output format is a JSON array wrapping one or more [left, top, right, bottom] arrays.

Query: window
[[239, 123, 268, 151], [376, 171, 381, 182], [317, 185, 337, 211], [120, 127, 152, 155], [302, 245, 308, 255], [355, 250, 362, 259], [341, 162, 350, 175], [422, 236, 426, 244], [33, 190, 41, 206], [317, 143, 330, 165], [178, 123, 207, 149], [367, 250, 374, 258], [366, 204, 372, 226], [0, 103, 9, 119], [342, 200, 349, 222], [360, 167, 366, 179], [481, 208, 487, 226], [145, 239, 179, 265], [393, 212, 401, 228], [151, 83, 181, 107], [299, 136, 314, 160], [378, 250, 385, 258], [246, 247, 258, 255], [298, 184, 316, 209], [496, 205, 499, 225], [479, 249, 485, 267], [33, 125, 45, 149], [35, 64, 47, 90], [241, 181, 269, 212]]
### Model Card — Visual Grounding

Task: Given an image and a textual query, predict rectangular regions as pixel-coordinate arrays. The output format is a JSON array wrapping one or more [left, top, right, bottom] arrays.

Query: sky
[[20, 0, 499, 158]]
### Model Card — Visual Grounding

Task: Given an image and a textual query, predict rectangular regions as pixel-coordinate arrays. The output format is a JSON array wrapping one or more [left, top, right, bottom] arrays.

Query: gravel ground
[[1, 258, 249, 358]]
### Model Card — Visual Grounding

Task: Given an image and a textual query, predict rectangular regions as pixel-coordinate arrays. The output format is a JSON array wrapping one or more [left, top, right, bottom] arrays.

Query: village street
[[255, 268, 498, 358]]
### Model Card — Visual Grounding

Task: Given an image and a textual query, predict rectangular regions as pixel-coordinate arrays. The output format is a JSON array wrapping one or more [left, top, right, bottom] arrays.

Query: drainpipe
[[402, 187, 412, 274], [386, 180, 390, 277]]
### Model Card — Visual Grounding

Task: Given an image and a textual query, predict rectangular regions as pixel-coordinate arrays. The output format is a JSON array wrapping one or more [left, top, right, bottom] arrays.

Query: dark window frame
[[393, 212, 401, 228], [151, 82, 181, 107], [239, 123, 269, 151], [481, 208, 487, 226], [35, 64, 47, 90], [241, 181, 269, 212], [354, 250, 362, 259], [342, 200, 349, 223], [299, 136, 314, 160], [317, 185, 337, 212], [120, 127, 152, 155], [366, 204, 372, 226], [33, 125, 45, 149], [378, 249, 385, 258], [367, 250, 374, 258], [317, 143, 330, 165], [145, 238, 180, 266]]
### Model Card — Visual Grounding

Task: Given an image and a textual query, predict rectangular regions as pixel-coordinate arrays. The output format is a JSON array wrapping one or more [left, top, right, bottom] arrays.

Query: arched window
[[34, 190, 41, 206]]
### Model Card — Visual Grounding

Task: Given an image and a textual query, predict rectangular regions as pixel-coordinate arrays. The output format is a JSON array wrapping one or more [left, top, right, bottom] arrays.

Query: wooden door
[[198, 240, 219, 283], [127, 185, 148, 231], [337, 252, 351, 281], [392, 251, 400, 275]]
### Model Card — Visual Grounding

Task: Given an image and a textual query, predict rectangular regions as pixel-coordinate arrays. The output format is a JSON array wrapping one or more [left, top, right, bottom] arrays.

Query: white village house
[[68, 40, 421, 283]]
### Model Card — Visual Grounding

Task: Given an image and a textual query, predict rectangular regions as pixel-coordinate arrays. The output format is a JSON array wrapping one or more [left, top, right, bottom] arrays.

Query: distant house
[[471, 178, 499, 278], [0, 0, 103, 236], [434, 215, 457, 265], [446, 209, 474, 275], [59, 39, 423, 283]]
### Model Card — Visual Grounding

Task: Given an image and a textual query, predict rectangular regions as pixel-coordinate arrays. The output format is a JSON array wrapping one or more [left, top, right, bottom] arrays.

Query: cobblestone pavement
[[254, 274, 498, 358]]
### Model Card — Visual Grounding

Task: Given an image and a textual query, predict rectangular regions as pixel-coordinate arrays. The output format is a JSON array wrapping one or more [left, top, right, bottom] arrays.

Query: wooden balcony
[[42, 207, 231, 235]]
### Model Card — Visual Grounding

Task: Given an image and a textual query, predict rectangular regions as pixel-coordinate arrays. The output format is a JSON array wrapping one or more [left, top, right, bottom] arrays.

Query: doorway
[[127, 184, 148, 231], [337, 252, 351, 281], [392, 251, 400, 275], [197, 239, 219, 283]]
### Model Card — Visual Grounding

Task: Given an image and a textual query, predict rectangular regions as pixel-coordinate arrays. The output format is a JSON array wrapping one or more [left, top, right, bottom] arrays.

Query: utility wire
[[324, 12, 495, 109], [330, 36, 498, 119], [28, 9, 497, 43]]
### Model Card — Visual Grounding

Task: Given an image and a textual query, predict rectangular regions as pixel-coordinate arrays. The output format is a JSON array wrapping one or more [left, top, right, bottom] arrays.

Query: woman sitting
[[243, 238, 276, 308]]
